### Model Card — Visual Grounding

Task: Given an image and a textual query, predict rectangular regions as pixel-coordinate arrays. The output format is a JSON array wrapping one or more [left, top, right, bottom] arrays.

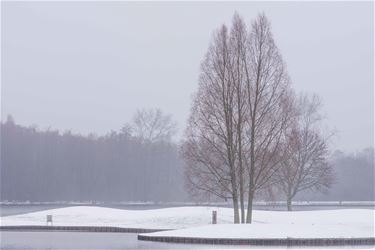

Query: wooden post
[[212, 210, 217, 224], [46, 215, 53, 226]]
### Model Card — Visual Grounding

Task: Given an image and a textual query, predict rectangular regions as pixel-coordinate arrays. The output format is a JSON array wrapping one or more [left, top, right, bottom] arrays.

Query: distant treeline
[[298, 148, 374, 201], [0, 117, 373, 202], [1, 117, 187, 202]]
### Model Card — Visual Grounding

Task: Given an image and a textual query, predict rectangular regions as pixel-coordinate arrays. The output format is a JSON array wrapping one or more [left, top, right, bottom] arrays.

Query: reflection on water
[[0, 231, 371, 250]]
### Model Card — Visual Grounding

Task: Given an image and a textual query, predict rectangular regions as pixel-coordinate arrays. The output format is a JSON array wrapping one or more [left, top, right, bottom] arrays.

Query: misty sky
[[1, 1, 373, 153]]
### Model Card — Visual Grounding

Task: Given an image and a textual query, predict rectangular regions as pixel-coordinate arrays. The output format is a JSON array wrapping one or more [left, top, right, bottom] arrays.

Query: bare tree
[[181, 24, 241, 223], [276, 94, 334, 211], [182, 13, 295, 224], [130, 108, 177, 143], [243, 13, 294, 223]]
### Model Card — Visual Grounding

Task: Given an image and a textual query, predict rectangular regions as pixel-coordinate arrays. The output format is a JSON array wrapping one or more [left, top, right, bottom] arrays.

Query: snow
[[1, 206, 230, 229], [1, 206, 374, 239], [141, 223, 374, 239]]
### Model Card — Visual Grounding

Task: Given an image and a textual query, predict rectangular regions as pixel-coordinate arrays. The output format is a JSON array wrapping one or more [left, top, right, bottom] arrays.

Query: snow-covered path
[[1, 206, 374, 238]]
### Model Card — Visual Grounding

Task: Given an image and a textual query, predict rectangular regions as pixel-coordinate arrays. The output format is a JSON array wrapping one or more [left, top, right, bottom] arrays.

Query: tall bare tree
[[243, 14, 294, 223], [181, 24, 241, 223], [182, 13, 295, 224], [276, 94, 334, 211]]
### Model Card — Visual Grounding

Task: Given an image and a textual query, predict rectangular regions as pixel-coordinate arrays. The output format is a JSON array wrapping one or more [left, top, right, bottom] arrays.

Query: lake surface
[[0, 231, 371, 250], [1, 231, 249, 250]]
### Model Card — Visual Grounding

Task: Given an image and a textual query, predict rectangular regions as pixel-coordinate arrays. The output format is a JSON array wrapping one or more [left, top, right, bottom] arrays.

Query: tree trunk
[[232, 194, 240, 223], [246, 89, 257, 224], [246, 189, 254, 223], [236, 81, 245, 224], [229, 149, 239, 223], [238, 131, 245, 223], [287, 196, 292, 211], [239, 179, 245, 223]]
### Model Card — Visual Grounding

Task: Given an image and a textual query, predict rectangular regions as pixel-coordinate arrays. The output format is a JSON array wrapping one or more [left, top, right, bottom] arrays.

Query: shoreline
[[0, 225, 168, 234], [1, 201, 374, 206], [137, 234, 375, 246]]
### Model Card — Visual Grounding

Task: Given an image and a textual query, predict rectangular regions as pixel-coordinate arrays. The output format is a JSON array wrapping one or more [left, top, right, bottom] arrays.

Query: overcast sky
[[1, 1, 373, 153]]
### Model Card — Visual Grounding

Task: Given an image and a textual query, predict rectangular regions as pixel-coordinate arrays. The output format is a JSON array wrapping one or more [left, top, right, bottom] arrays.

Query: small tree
[[276, 94, 334, 211]]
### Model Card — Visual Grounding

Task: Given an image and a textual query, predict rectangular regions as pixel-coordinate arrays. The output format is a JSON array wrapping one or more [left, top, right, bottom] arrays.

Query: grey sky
[[1, 1, 373, 153]]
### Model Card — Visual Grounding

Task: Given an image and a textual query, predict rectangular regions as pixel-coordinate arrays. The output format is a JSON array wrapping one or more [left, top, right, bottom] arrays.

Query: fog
[[2, 1, 373, 153], [1, 120, 374, 202]]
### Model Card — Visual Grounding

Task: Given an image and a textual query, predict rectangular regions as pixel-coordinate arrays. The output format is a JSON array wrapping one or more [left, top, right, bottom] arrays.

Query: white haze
[[1, 1, 373, 153]]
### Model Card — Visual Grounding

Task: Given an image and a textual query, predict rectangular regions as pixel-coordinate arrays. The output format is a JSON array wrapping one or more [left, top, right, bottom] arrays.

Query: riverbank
[[0, 225, 165, 233]]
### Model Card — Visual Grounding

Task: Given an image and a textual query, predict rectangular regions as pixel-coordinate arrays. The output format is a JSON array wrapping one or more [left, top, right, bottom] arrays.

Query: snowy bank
[[140, 222, 374, 239], [0, 206, 232, 229], [137, 208, 374, 244], [1, 206, 374, 239]]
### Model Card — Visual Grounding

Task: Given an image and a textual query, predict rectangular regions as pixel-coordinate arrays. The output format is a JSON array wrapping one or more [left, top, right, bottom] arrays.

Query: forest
[[0, 115, 373, 203], [0, 115, 186, 202]]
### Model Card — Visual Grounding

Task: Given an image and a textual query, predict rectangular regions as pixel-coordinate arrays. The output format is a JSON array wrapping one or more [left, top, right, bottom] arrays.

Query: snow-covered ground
[[141, 223, 374, 239], [0, 206, 232, 229], [1, 206, 374, 238]]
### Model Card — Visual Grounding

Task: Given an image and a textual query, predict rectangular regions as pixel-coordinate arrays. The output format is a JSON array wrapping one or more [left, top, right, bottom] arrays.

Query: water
[[0, 231, 370, 250], [1, 231, 241, 249]]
